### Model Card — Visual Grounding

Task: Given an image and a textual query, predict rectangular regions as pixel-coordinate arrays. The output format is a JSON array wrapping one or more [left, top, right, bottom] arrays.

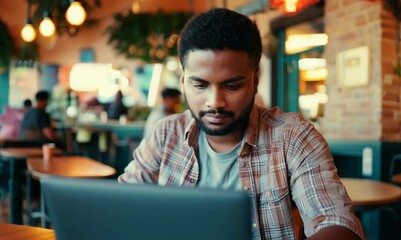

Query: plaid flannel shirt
[[119, 105, 364, 240]]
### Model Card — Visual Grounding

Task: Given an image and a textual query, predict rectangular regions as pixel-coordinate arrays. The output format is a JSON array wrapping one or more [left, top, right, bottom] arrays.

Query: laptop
[[41, 177, 252, 240]]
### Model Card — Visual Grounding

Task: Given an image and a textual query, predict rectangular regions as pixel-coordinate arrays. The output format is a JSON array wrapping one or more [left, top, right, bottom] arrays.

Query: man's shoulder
[[261, 107, 311, 128], [158, 110, 192, 126]]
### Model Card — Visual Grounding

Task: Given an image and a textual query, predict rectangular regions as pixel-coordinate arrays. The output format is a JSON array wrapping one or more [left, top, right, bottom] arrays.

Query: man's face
[[180, 49, 259, 136]]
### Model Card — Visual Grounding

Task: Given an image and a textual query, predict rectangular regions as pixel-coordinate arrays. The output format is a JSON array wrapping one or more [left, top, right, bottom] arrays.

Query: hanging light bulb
[[132, 1, 140, 14], [66, 1, 87, 26], [39, 16, 56, 37], [21, 0, 36, 42], [270, 0, 320, 14], [21, 22, 36, 42]]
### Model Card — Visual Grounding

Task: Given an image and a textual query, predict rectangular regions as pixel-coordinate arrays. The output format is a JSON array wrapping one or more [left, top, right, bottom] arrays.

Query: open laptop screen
[[42, 177, 252, 240]]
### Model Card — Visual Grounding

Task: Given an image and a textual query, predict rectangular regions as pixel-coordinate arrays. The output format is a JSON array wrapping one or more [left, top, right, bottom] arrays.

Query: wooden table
[[0, 223, 55, 240], [341, 178, 401, 206], [27, 155, 116, 227], [0, 147, 62, 224], [341, 178, 401, 239]]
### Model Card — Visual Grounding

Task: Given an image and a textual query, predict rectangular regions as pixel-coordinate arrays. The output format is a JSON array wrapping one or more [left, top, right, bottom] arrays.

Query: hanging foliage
[[0, 19, 13, 70], [106, 10, 193, 63], [15, 42, 39, 68]]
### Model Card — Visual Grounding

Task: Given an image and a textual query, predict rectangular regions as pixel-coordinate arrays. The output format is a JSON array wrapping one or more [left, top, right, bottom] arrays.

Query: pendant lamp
[[270, 0, 320, 14], [21, 0, 36, 42]]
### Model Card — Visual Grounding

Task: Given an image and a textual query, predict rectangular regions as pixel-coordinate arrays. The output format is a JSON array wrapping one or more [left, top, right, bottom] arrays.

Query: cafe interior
[[0, 0, 401, 239]]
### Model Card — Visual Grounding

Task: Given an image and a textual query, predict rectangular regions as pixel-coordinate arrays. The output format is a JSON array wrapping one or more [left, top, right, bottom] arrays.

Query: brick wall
[[321, 0, 401, 141]]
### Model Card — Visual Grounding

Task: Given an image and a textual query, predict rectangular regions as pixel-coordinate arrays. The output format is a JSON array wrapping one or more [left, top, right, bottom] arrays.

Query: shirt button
[[240, 162, 246, 168], [243, 186, 249, 191], [252, 223, 257, 228], [189, 179, 195, 183]]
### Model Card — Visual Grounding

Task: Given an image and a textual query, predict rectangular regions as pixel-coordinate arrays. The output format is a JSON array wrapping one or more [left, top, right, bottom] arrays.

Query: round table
[[341, 178, 401, 206], [0, 223, 55, 240], [0, 147, 62, 224], [27, 155, 116, 227]]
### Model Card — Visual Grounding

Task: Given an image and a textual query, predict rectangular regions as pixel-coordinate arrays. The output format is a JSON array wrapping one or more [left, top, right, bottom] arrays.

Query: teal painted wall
[[0, 69, 9, 114]]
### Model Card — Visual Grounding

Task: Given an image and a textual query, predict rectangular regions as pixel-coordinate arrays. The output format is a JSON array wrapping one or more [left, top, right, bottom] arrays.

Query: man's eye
[[226, 84, 240, 90], [194, 83, 207, 89]]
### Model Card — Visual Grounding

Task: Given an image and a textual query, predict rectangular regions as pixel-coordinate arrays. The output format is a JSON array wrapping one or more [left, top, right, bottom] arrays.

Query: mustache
[[199, 109, 235, 118]]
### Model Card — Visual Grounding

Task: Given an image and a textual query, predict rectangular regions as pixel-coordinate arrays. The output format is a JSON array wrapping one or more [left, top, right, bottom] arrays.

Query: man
[[20, 90, 57, 141], [23, 99, 32, 110], [143, 87, 182, 137], [119, 8, 364, 240], [107, 90, 128, 120]]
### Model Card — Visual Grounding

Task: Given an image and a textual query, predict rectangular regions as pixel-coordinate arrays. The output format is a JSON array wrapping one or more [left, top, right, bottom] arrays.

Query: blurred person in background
[[143, 88, 182, 137], [20, 90, 58, 142], [107, 90, 128, 120], [23, 99, 32, 110]]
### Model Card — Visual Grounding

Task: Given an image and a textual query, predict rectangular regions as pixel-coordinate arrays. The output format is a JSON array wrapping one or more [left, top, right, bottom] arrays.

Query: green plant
[[106, 10, 193, 63], [14, 42, 39, 68], [0, 19, 13, 70]]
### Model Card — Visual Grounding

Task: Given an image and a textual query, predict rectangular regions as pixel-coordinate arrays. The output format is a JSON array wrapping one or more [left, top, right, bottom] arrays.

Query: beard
[[185, 94, 255, 136]]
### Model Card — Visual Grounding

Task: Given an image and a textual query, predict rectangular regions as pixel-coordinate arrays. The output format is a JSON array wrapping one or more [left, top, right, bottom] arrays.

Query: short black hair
[[35, 91, 49, 101], [23, 99, 32, 107], [178, 8, 262, 69], [162, 88, 181, 100]]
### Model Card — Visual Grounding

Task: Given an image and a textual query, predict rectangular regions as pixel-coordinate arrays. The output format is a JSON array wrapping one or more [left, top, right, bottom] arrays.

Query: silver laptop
[[41, 177, 252, 240]]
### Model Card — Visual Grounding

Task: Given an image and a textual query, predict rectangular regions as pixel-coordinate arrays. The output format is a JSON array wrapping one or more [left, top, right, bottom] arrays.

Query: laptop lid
[[41, 177, 252, 240]]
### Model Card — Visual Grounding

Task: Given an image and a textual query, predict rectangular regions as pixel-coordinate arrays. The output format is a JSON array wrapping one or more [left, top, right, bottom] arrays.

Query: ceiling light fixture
[[270, 0, 320, 14], [39, 12, 56, 37], [132, 1, 140, 14], [21, 0, 36, 42], [66, 1, 87, 26]]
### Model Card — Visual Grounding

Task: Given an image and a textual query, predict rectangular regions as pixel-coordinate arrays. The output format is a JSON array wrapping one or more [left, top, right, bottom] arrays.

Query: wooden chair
[[390, 154, 401, 184], [292, 207, 306, 240]]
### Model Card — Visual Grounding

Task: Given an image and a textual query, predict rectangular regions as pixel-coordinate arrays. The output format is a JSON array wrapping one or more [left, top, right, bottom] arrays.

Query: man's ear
[[254, 67, 260, 94], [179, 73, 185, 92]]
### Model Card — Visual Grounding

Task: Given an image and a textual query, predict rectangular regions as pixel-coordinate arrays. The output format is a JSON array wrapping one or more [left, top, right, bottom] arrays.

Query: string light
[[21, 0, 36, 42], [39, 16, 56, 37], [132, 1, 140, 14], [21, 23, 36, 42], [66, 1, 87, 26], [270, 0, 320, 14]]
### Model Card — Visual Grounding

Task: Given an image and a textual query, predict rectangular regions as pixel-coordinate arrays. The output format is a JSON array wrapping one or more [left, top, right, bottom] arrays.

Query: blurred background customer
[[20, 90, 58, 142], [144, 88, 182, 137], [107, 90, 128, 120]]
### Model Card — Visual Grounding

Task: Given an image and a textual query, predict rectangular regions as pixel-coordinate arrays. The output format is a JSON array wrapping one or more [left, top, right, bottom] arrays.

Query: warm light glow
[[66, 1, 87, 26], [39, 17, 56, 37], [70, 63, 113, 92], [271, 0, 320, 14], [132, 1, 140, 14], [298, 58, 326, 70], [285, 0, 297, 12], [286, 34, 328, 54], [147, 64, 163, 107], [300, 68, 328, 81], [21, 23, 36, 42]]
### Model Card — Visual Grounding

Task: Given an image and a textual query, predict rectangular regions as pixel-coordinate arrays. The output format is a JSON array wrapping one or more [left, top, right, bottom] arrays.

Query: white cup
[[42, 143, 56, 163], [119, 114, 127, 125], [100, 111, 108, 123]]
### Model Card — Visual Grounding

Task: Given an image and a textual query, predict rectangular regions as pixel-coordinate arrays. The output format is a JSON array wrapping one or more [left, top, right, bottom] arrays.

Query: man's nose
[[205, 88, 227, 109]]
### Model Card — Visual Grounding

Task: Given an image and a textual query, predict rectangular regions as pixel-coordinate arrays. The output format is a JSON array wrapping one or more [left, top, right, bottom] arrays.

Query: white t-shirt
[[196, 130, 243, 191]]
